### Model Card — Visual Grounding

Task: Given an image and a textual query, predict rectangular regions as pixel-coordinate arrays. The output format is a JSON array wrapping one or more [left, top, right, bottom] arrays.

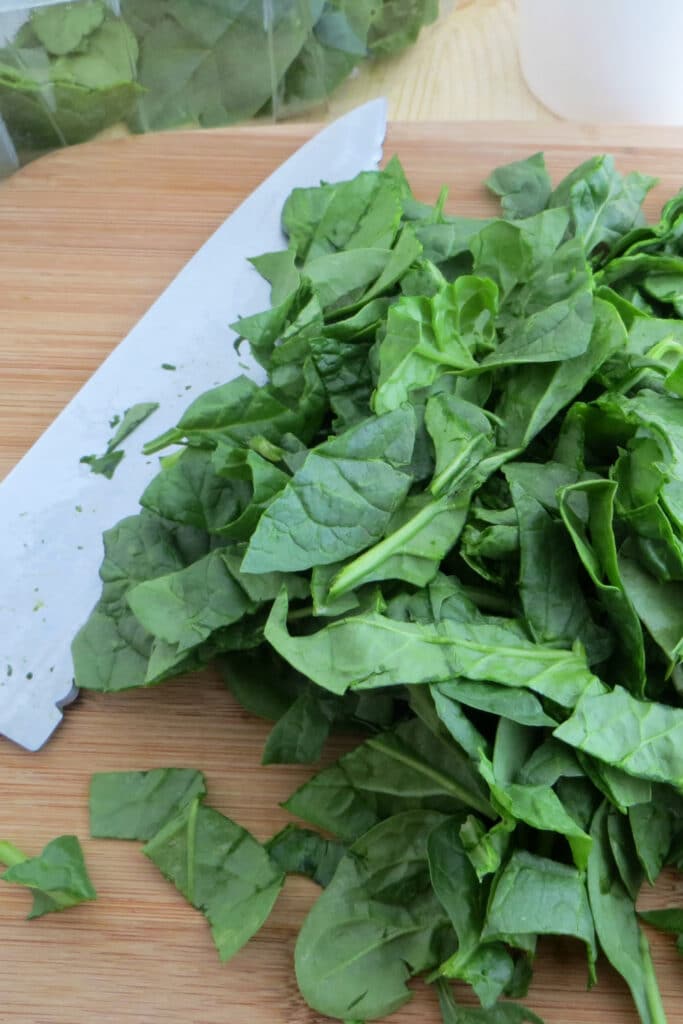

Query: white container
[[519, 0, 683, 124]]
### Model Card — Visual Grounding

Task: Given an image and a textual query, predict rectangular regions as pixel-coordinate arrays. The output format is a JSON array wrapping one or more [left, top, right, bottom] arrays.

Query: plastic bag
[[0, 0, 439, 173]]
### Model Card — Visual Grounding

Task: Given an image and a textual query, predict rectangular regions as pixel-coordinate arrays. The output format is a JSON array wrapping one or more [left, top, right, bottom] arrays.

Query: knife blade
[[0, 98, 387, 751]]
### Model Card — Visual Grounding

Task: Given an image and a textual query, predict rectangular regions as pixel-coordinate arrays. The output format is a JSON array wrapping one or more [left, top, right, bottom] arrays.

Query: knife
[[0, 99, 387, 751]]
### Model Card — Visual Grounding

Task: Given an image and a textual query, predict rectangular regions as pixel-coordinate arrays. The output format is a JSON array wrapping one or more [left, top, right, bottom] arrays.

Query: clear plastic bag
[[0, 0, 439, 174]]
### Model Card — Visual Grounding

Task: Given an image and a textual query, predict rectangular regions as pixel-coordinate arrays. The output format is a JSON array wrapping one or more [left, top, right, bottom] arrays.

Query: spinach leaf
[[478, 754, 592, 870], [505, 465, 610, 663], [555, 686, 683, 788], [81, 401, 159, 478], [242, 407, 415, 573], [497, 296, 625, 447], [486, 153, 552, 220], [482, 850, 597, 981], [126, 548, 258, 657], [261, 688, 336, 765], [295, 810, 452, 1021], [141, 446, 286, 537], [429, 817, 516, 1006], [221, 646, 306, 721], [284, 716, 492, 842], [559, 479, 646, 694], [265, 589, 601, 707], [89, 768, 207, 840], [373, 277, 496, 414], [143, 799, 284, 962], [587, 802, 667, 1024], [143, 363, 325, 453], [629, 798, 673, 885], [431, 685, 491, 760], [32, 1, 105, 56], [639, 906, 683, 949], [0, 836, 96, 919], [550, 155, 656, 256], [436, 980, 544, 1023], [436, 680, 556, 729], [265, 824, 345, 887], [72, 511, 198, 692]]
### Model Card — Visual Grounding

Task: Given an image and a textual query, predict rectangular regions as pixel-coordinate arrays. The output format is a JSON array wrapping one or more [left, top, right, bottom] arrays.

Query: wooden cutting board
[[2, 121, 683, 1024]]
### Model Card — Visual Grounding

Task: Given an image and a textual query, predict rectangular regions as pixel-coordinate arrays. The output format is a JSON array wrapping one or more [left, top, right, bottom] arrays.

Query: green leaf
[[32, 1, 105, 56], [106, 402, 159, 450], [629, 799, 673, 885], [486, 153, 552, 220], [242, 407, 415, 573], [79, 449, 124, 479], [471, 208, 569, 297], [555, 685, 683, 788], [436, 980, 544, 1023], [140, 447, 252, 533], [428, 816, 515, 1005], [283, 717, 491, 842], [497, 296, 626, 447], [639, 907, 683, 934], [72, 511, 199, 692], [89, 768, 207, 840], [80, 400, 159, 479], [478, 754, 592, 870], [282, 169, 403, 263], [550, 155, 656, 255], [126, 548, 258, 656], [367, 0, 439, 57], [129, 0, 317, 130], [221, 646, 306, 721], [588, 802, 667, 1024], [505, 465, 611, 663], [143, 799, 284, 962], [431, 685, 490, 760], [1, 836, 96, 919], [261, 688, 336, 765], [559, 479, 646, 694], [294, 810, 451, 1020], [373, 277, 497, 413], [606, 805, 645, 901], [426, 393, 496, 496], [482, 849, 597, 981], [619, 555, 683, 666], [265, 824, 345, 888], [265, 589, 602, 707], [144, 364, 325, 452]]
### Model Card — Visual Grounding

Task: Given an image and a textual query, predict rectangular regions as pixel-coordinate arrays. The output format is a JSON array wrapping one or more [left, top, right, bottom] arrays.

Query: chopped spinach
[[68, 151, 683, 1022], [0, 836, 96, 919], [80, 401, 158, 479]]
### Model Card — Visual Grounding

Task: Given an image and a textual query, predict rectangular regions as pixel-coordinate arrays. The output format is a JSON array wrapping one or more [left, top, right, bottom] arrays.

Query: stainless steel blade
[[0, 99, 387, 750]]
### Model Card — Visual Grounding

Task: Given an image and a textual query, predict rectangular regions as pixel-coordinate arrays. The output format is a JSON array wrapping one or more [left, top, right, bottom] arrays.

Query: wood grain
[[2, 122, 683, 1023]]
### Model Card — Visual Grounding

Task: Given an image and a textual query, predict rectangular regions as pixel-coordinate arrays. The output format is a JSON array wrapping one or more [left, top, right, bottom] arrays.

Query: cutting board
[[2, 121, 683, 1024]]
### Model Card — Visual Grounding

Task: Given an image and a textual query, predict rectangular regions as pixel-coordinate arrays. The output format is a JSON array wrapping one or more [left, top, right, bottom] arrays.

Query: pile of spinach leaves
[[73, 152, 683, 1023], [0, 0, 437, 164]]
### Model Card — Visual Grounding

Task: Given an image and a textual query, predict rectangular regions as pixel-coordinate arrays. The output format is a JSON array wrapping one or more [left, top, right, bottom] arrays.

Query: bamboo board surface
[[2, 121, 683, 1023]]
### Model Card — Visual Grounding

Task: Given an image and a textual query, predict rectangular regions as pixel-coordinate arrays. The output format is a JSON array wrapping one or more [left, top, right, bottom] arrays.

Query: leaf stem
[[142, 427, 182, 455], [329, 496, 449, 599], [430, 436, 489, 498], [185, 798, 199, 906], [0, 841, 28, 869], [287, 604, 315, 621], [640, 930, 668, 1024]]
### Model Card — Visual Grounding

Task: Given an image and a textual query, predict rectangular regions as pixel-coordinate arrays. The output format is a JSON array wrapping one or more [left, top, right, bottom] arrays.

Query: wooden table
[[1, 120, 683, 1023]]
